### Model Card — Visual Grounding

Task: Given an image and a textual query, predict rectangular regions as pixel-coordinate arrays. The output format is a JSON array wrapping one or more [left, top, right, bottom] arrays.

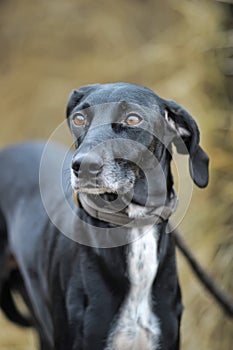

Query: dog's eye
[[125, 114, 142, 126], [73, 113, 86, 126]]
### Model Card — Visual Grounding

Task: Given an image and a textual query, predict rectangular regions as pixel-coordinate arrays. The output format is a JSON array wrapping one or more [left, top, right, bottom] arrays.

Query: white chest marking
[[105, 227, 160, 350]]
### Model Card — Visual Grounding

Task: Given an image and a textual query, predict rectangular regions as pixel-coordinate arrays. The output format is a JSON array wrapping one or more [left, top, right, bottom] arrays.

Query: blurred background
[[0, 0, 232, 349]]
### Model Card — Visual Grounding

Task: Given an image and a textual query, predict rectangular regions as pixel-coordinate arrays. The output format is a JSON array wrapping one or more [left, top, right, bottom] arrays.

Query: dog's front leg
[[81, 247, 127, 350], [152, 234, 183, 349], [50, 267, 85, 350]]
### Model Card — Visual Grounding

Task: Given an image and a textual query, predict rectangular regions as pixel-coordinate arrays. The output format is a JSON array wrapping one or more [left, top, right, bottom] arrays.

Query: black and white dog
[[0, 83, 209, 349]]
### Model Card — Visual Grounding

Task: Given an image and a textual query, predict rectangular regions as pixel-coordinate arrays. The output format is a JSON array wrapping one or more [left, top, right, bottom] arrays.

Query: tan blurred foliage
[[0, 0, 232, 349]]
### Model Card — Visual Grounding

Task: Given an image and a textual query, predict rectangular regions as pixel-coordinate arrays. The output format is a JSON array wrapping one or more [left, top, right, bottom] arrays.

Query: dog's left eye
[[125, 114, 142, 126], [73, 113, 86, 126]]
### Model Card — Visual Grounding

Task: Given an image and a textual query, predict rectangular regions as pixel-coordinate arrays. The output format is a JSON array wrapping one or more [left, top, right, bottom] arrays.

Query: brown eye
[[125, 114, 142, 126], [73, 113, 86, 126]]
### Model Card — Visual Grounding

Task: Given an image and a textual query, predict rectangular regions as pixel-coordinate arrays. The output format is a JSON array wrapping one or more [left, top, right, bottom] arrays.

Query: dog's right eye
[[73, 113, 86, 126], [125, 114, 142, 126]]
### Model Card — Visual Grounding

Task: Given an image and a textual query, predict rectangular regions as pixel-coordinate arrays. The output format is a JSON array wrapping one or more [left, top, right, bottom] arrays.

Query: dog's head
[[66, 83, 209, 212]]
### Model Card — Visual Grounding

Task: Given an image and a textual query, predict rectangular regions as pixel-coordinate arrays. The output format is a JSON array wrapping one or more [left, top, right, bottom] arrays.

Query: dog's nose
[[72, 153, 102, 178]]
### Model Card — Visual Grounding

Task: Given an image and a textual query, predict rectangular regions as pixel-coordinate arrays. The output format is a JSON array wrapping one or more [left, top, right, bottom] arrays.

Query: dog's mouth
[[73, 186, 117, 195], [72, 182, 134, 197]]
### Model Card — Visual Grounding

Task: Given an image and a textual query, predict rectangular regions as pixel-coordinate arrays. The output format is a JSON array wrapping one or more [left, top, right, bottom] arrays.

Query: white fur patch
[[105, 227, 160, 350], [165, 110, 190, 137], [127, 203, 148, 218]]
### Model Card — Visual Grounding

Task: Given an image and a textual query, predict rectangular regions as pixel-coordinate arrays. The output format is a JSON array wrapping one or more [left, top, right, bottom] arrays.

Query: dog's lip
[[73, 186, 117, 195]]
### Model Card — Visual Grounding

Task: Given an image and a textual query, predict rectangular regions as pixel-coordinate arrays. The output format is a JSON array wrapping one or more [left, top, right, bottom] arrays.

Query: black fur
[[0, 83, 209, 349]]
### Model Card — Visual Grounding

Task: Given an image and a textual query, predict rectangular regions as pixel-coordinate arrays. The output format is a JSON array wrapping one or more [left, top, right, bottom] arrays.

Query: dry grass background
[[0, 0, 232, 349]]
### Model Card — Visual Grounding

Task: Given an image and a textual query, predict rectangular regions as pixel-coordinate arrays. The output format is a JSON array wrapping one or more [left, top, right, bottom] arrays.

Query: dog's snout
[[72, 153, 103, 178]]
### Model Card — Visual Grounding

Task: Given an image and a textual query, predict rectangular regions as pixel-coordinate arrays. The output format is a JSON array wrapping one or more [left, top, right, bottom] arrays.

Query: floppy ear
[[163, 99, 209, 188], [66, 84, 100, 118]]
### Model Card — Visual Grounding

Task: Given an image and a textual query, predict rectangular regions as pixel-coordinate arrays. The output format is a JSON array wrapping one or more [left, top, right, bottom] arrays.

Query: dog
[[0, 83, 209, 349]]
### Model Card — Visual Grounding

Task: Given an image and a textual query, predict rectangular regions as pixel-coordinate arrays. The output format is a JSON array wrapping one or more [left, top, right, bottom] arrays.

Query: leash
[[173, 229, 233, 318]]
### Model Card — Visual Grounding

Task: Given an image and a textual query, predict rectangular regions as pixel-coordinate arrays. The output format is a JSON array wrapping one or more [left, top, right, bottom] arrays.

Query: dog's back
[[0, 142, 69, 348]]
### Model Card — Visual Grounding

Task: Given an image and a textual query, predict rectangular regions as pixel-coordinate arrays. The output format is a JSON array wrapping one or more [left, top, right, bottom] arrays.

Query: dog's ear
[[163, 99, 209, 188], [66, 84, 100, 118], [66, 90, 84, 118]]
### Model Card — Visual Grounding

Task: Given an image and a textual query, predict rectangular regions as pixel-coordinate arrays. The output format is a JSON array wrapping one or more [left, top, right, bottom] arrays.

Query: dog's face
[[66, 83, 209, 208]]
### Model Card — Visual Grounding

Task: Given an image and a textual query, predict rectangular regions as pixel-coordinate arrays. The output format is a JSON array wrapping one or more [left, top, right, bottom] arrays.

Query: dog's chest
[[105, 227, 160, 350]]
